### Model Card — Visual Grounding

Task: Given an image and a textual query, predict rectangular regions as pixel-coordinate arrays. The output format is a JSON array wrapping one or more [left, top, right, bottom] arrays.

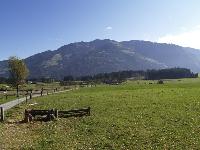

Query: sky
[[1, 0, 200, 60]]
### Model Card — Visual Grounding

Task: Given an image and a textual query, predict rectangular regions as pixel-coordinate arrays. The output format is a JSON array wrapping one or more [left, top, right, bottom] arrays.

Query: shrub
[[157, 80, 164, 84]]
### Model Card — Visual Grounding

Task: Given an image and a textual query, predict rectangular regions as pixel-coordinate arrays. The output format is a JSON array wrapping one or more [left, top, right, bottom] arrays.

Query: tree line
[[62, 68, 198, 83], [146, 68, 198, 80], [0, 60, 198, 86], [63, 70, 145, 83]]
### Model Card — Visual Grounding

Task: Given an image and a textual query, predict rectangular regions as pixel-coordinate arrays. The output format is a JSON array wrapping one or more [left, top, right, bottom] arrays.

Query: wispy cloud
[[105, 26, 112, 30], [157, 25, 200, 49]]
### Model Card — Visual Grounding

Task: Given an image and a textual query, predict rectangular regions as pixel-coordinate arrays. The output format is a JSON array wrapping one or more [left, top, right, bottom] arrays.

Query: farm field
[[1, 78, 200, 149]]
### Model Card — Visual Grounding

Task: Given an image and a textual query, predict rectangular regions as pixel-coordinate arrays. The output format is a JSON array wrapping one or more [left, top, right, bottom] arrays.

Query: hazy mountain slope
[[121, 40, 200, 72], [25, 39, 164, 79], [0, 39, 200, 79], [0, 60, 8, 77]]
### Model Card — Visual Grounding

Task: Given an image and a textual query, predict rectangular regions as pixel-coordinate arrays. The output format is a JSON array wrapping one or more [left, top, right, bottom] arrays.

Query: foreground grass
[[1, 79, 200, 149]]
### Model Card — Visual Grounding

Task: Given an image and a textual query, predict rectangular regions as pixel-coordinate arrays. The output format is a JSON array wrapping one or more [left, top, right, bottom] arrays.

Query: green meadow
[[1, 78, 200, 149]]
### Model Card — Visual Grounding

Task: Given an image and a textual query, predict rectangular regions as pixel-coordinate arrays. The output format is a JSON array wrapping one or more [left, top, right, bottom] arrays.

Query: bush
[[157, 80, 164, 84]]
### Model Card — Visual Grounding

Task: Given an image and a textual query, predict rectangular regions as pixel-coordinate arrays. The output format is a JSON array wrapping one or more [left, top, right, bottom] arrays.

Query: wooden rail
[[0, 88, 60, 100], [59, 107, 90, 118]]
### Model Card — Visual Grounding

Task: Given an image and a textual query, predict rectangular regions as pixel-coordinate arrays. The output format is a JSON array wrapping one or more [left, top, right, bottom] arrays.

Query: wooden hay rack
[[24, 107, 90, 123], [24, 109, 58, 123], [59, 107, 90, 118]]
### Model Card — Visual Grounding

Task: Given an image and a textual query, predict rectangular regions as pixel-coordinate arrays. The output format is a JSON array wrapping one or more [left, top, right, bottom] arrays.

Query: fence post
[[26, 95, 28, 103], [41, 88, 43, 96], [0, 107, 4, 122], [54, 109, 58, 118], [24, 109, 29, 123], [30, 90, 32, 99], [88, 107, 90, 116], [5, 89, 8, 99], [26, 90, 28, 103]]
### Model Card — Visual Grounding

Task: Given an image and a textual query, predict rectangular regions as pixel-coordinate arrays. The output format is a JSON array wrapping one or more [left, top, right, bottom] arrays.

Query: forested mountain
[[0, 39, 200, 79]]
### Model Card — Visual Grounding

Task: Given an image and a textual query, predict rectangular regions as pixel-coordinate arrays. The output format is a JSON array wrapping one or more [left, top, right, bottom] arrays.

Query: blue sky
[[1, 0, 200, 60]]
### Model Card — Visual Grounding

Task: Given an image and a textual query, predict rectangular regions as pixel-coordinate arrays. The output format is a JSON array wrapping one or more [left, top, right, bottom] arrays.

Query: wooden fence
[[59, 107, 90, 118], [24, 109, 58, 122], [0, 88, 73, 122], [24, 107, 90, 123], [0, 88, 60, 100]]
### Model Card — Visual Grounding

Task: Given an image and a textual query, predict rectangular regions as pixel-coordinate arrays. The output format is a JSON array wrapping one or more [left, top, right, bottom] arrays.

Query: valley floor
[[1, 78, 200, 149]]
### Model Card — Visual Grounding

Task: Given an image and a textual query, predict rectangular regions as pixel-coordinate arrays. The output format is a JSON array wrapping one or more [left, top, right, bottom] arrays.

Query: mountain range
[[1, 39, 200, 79]]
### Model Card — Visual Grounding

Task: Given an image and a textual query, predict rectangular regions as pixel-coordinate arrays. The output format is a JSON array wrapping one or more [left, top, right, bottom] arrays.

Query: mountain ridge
[[1, 39, 200, 79]]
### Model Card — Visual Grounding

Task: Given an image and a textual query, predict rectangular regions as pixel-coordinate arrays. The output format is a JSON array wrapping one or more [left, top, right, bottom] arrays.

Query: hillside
[[1, 39, 200, 79]]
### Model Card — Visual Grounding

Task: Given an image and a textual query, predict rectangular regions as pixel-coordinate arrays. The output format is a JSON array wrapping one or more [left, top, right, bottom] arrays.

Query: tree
[[63, 75, 74, 81], [8, 56, 29, 97]]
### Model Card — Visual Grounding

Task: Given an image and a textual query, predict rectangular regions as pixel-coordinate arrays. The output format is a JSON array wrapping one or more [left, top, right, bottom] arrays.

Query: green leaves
[[8, 56, 29, 87]]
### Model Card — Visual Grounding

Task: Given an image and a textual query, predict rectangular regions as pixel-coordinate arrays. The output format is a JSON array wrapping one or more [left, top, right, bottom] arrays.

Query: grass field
[[1, 78, 200, 149]]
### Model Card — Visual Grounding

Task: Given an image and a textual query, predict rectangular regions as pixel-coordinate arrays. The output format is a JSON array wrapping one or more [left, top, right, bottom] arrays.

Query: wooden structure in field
[[59, 107, 90, 118], [0, 107, 4, 121], [24, 109, 58, 122], [24, 107, 90, 123]]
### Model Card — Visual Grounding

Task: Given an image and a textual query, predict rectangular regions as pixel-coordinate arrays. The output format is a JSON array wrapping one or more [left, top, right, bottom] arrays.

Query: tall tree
[[8, 56, 29, 97]]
